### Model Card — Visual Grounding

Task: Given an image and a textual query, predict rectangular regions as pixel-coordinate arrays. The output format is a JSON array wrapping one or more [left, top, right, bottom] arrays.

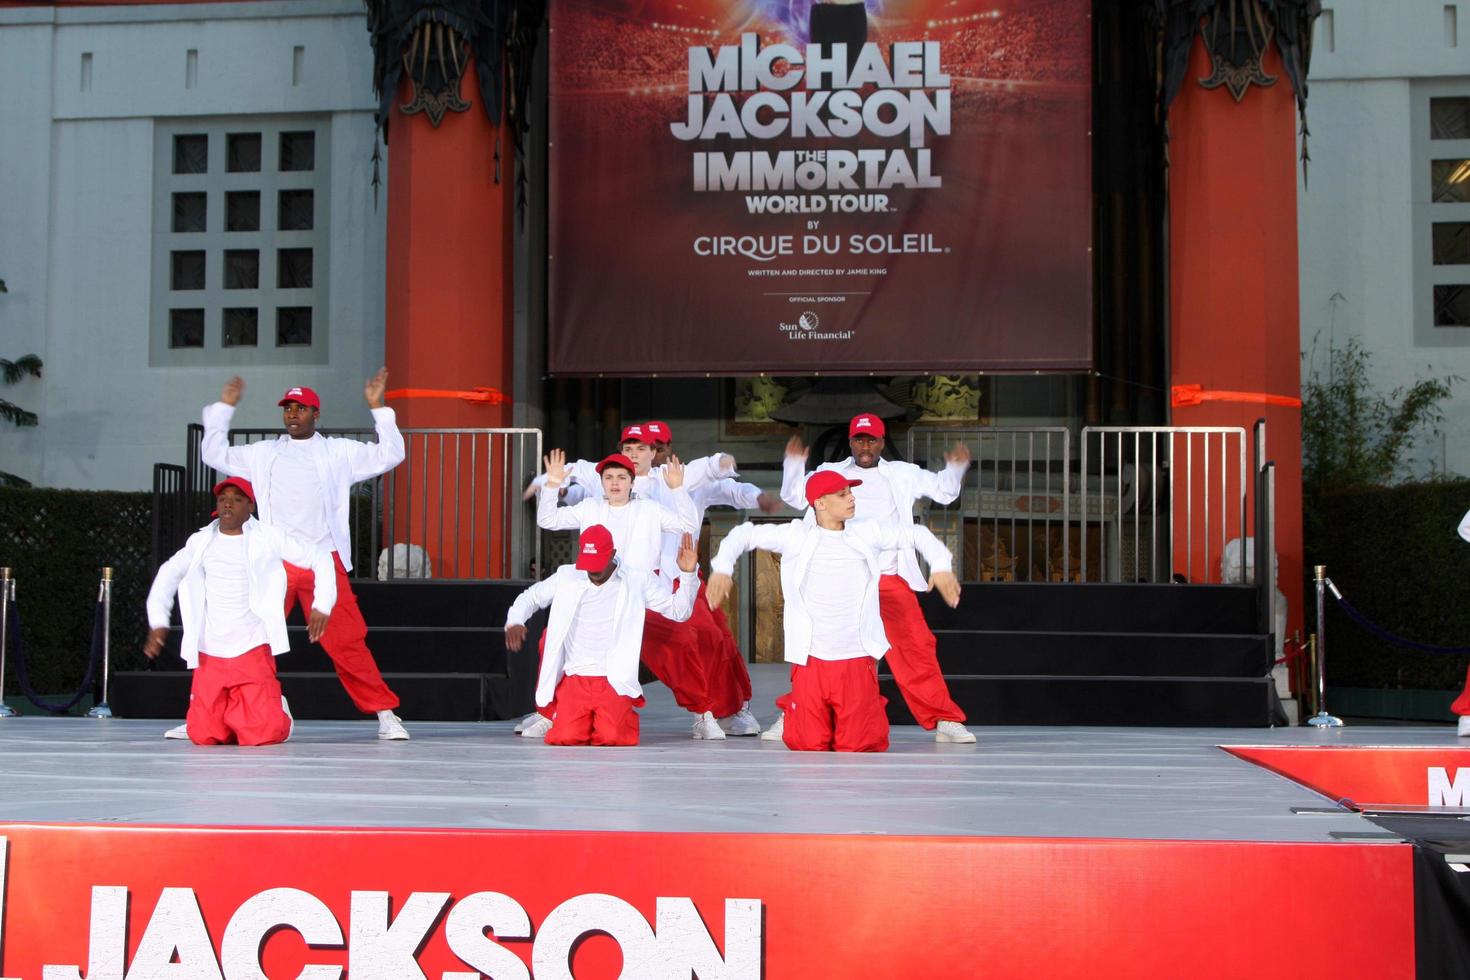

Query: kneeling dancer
[[144, 478, 336, 746], [706, 471, 961, 752], [505, 526, 700, 745]]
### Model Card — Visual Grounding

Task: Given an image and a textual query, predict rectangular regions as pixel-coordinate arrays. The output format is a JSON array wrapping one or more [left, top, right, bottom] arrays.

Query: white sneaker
[[163, 723, 189, 740], [692, 711, 727, 740], [717, 702, 762, 736], [520, 714, 553, 739], [377, 710, 410, 740], [759, 714, 785, 741], [1458, 715, 1470, 737], [514, 711, 543, 734], [935, 720, 976, 744], [282, 697, 294, 741]]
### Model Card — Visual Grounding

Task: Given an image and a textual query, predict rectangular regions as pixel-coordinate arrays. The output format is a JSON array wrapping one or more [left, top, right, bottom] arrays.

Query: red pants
[[878, 575, 965, 729], [640, 610, 716, 714], [545, 675, 644, 746], [696, 577, 753, 709], [187, 645, 291, 746], [1452, 672, 1470, 715], [778, 658, 889, 752], [284, 554, 399, 714]]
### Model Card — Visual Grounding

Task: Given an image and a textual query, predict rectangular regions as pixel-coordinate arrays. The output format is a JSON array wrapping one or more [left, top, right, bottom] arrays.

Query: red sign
[[0, 823, 1413, 978], [547, 0, 1093, 376], [1225, 745, 1470, 808]]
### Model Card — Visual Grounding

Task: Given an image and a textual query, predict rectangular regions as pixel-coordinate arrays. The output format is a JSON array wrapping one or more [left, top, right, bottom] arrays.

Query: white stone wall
[[0, 0, 386, 489], [1299, 0, 1470, 477]]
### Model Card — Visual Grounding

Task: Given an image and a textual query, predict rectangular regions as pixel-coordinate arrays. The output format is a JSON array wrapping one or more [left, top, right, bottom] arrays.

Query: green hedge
[[1306, 479, 1470, 693], [0, 488, 154, 697]]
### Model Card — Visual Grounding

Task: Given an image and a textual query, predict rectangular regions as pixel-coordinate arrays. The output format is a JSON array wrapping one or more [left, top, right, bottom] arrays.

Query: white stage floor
[[0, 665, 1456, 842]]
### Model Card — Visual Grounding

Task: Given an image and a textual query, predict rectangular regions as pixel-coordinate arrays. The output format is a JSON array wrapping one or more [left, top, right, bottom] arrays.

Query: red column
[[1168, 39, 1304, 640], [384, 65, 516, 577]]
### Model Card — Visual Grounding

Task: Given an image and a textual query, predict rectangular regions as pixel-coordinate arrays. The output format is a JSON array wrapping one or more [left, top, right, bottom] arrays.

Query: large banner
[[547, 0, 1093, 376], [0, 824, 1414, 978]]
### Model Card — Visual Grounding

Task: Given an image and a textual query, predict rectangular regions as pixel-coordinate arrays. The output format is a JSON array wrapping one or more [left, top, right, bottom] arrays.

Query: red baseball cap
[[575, 525, 616, 572], [805, 470, 862, 507], [211, 477, 256, 516], [278, 386, 321, 409], [848, 413, 885, 438], [618, 424, 650, 446], [644, 420, 673, 444], [596, 453, 636, 475]]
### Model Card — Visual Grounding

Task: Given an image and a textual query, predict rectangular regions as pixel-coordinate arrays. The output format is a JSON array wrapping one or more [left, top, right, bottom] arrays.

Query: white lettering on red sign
[[30, 883, 762, 979], [1429, 767, 1470, 806]]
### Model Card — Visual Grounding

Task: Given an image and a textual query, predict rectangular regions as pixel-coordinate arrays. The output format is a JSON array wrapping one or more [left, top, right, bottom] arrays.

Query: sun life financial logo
[[780, 309, 853, 341]]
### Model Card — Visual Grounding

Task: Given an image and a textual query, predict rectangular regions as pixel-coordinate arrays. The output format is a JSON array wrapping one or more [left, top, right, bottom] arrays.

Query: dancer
[[531, 449, 730, 739], [778, 413, 977, 742], [504, 526, 700, 745], [645, 419, 782, 735], [145, 478, 336, 746], [197, 372, 410, 740], [707, 471, 961, 752]]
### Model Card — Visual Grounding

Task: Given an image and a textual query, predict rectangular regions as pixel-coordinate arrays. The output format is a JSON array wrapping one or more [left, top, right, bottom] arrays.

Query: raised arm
[[680, 452, 738, 492], [199, 377, 258, 478], [911, 442, 972, 505], [642, 534, 700, 623], [657, 485, 698, 535], [779, 435, 810, 509], [339, 370, 407, 481], [536, 450, 588, 531]]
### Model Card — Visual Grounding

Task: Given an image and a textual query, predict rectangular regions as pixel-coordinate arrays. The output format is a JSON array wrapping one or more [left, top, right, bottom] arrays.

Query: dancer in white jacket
[[779, 413, 977, 743], [200, 373, 410, 740], [505, 526, 699, 745], [145, 478, 336, 746], [1453, 508, 1470, 735], [707, 470, 961, 752]]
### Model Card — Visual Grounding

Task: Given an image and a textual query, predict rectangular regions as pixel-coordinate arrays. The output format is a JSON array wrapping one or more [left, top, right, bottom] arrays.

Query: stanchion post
[[1307, 564, 1343, 728], [0, 568, 14, 718], [87, 567, 114, 719]]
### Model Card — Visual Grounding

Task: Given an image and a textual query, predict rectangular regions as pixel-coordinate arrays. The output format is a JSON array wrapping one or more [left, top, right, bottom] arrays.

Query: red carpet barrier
[[0, 824, 1413, 979]]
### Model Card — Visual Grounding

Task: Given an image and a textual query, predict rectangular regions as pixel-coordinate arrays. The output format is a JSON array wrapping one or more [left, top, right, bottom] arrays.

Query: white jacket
[[506, 562, 698, 706], [200, 401, 406, 572], [638, 474, 764, 579], [146, 517, 337, 669], [711, 518, 953, 666], [536, 485, 696, 573], [781, 454, 967, 591]]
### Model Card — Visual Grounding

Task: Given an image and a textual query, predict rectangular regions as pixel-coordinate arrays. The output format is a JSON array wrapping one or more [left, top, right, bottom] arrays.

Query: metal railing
[[908, 426, 1071, 583], [152, 425, 542, 580], [909, 423, 1267, 586], [1080, 426, 1250, 584]]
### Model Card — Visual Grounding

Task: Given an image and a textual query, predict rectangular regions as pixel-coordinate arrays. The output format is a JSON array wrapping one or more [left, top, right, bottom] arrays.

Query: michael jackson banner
[[547, 0, 1092, 375]]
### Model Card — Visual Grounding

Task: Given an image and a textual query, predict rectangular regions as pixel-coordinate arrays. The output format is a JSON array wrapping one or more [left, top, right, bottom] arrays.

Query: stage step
[[924, 583, 1261, 634], [881, 675, 1275, 727], [110, 580, 541, 723], [917, 631, 1272, 678]]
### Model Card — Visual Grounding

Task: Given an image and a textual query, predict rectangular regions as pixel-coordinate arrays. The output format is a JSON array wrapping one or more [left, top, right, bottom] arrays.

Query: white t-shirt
[[801, 528, 871, 661], [846, 465, 901, 575], [266, 437, 334, 554], [562, 577, 624, 676], [598, 502, 636, 561], [200, 533, 271, 658]]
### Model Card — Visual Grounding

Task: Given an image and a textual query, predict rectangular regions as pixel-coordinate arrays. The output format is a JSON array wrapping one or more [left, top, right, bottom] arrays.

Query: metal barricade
[[908, 426, 1071, 583], [223, 427, 543, 581], [1080, 426, 1249, 584]]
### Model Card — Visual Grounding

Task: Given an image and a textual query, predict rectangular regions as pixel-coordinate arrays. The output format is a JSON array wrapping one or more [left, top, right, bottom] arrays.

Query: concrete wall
[[1299, 1, 1470, 477], [0, 0, 386, 489]]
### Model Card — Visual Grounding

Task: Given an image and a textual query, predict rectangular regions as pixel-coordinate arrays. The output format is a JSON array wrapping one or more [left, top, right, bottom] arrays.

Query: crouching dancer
[[504, 526, 700, 746], [706, 471, 961, 752], [144, 478, 336, 746]]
